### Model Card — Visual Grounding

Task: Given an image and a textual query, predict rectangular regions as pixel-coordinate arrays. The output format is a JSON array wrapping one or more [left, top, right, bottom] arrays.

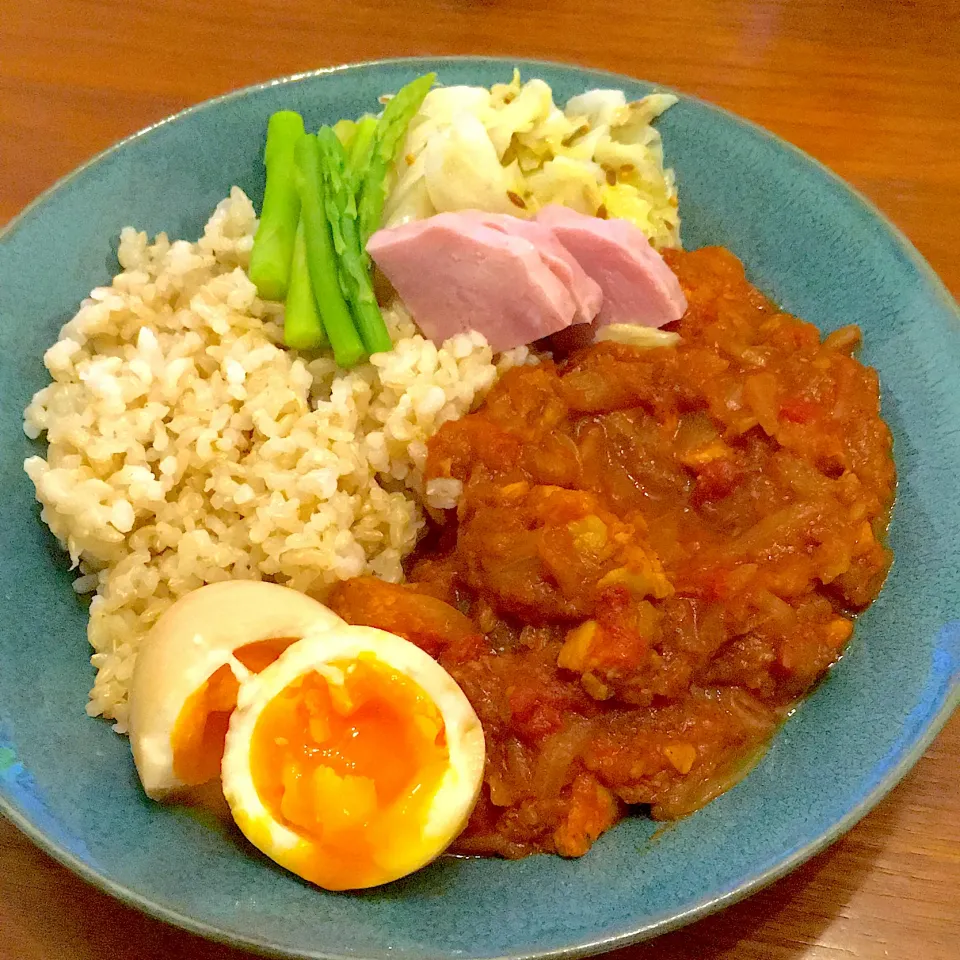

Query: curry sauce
[[330, 246, 895, 859]]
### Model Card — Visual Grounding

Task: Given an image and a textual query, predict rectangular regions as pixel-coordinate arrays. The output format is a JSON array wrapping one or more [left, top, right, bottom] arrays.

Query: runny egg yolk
[[170, 637, 298, 786], [248, 656, 449, 890]]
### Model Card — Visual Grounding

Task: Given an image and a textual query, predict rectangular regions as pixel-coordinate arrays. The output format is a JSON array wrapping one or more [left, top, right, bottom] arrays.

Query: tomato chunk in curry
[[329, 246, 895, 859]]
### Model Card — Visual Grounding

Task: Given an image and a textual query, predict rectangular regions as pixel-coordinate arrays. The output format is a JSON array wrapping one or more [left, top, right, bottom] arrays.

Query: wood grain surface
[[1, 0, 957, 957]]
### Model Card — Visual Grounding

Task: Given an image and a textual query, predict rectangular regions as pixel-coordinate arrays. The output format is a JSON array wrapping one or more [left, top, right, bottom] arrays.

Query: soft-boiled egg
[[221, 624, 485, 890], [129, 580, 344, 800]]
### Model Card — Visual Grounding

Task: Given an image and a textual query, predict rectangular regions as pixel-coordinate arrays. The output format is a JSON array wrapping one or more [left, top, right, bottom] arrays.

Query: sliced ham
[[472, 214, 602, 325], [535, 205, 687, 328], [366, 213, 578, 351]]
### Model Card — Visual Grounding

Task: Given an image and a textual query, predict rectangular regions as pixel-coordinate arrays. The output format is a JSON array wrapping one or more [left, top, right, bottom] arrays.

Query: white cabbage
[[613, 94, 678, 141], [564, 89, 627, 128], [423, 113, 519, 215], [382, 151, 434, 228], [485, 78, 554, 158], [525, 105, 578, 153], [489, 69, 523, 107], [526, 156, 603, 215], [382, 74, 681, 248], [593, 135, 658, 170], [404, 86, 493, 158], [601, 183, 654, 226]]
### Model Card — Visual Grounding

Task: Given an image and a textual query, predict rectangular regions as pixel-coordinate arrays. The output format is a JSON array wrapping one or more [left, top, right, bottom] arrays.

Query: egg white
[[221, 623, 486, 890], [128, 580, 344, 800]]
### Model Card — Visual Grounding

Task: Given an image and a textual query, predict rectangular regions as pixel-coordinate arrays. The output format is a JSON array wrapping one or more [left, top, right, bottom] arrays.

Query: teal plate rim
[[1, 56, 958, 960]]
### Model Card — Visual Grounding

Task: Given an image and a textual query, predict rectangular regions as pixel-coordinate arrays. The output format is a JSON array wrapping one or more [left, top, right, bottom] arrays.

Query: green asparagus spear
[[316, 127, 393, 355], [283, 220, 328, 351], [333, 118, 357, 150], [345, 114, 377, 193], [357, 73, 436, 244], [248, 111, 305, 301], [293, 134, 365, 368]]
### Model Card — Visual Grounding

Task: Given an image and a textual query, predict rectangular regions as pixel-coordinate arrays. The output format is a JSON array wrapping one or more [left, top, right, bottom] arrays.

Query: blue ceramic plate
[[0, 57, 958, 960]]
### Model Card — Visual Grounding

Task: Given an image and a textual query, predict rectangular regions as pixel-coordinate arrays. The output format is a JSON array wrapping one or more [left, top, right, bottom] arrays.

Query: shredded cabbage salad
[[382, 71, 681, 250]]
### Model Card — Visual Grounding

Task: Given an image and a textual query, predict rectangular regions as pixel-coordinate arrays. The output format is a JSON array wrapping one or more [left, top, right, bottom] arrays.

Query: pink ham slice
[[366, 213, 578, 351], [473, 214, 602, 325], [535, 205, 687, 328]]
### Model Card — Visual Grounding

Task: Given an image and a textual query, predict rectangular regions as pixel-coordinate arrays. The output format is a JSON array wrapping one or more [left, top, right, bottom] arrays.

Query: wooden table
[[1, 0, 958, 957]]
